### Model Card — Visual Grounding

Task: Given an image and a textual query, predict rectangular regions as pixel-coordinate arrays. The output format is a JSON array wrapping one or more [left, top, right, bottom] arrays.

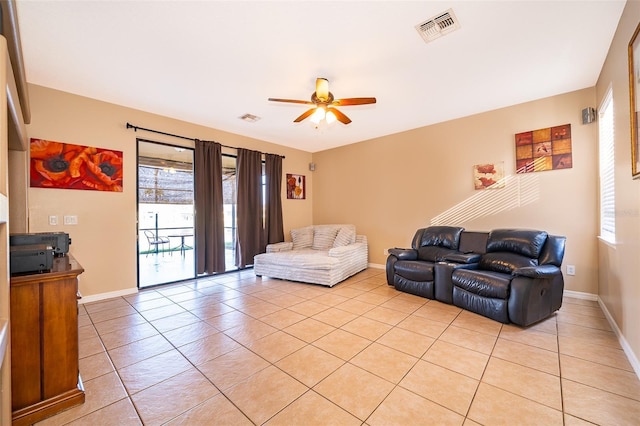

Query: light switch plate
[[64, 215, 78, 225]]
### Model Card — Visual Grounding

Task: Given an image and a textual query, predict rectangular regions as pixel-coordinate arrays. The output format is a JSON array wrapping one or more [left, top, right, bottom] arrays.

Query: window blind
[[599, 89, 615, 242]]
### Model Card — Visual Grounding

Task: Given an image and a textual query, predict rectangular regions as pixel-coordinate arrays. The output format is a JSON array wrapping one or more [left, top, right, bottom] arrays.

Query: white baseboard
[[368, 263, 385, 269], [564, 289, 598, 301], [597, 297, 640, 380], [78, 287, 138, 304], [555, 290, 639, 380]]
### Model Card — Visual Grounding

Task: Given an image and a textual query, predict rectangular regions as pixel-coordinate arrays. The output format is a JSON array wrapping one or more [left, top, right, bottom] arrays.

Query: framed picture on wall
[[628, 22, 640, 179], [30, 138, 123, 191], [514, 124, 572, 173], [286, 174, 305, 199], [473, 162, 505, 190]]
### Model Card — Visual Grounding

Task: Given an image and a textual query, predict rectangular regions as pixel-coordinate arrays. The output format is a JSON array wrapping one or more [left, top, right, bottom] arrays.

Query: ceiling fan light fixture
[[269, 77, 375, 125], [325, 109, 337, 125], [310, 107, 325, 124], [316, 78, 330, 102]]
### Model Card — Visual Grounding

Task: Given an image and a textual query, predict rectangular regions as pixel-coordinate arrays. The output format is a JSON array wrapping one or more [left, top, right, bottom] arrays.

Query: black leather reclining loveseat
[[386, 226, 566, 326]]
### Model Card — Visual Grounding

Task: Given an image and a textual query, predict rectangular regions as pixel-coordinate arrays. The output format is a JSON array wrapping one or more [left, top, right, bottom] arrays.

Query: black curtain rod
[[126, 122, 285, 159]]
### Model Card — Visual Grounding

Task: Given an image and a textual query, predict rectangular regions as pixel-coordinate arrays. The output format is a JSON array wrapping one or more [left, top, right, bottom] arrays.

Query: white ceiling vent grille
[[239, 113, 261, 123], [416, 9, 460, 43]]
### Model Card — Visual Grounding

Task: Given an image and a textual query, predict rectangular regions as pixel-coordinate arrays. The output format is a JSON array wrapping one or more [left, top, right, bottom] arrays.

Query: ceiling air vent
[[416, 8, 460, 43], [239, 113, 260, 123]]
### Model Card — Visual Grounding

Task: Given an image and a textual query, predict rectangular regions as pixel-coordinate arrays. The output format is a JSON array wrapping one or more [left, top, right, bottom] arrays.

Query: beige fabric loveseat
[[253, 224, 368, 287]]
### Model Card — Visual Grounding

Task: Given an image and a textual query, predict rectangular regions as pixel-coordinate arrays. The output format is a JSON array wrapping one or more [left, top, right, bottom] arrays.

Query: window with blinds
[[598, 88, 615, 243]]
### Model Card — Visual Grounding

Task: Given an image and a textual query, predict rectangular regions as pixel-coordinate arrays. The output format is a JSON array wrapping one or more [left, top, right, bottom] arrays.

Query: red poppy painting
[[30, 138, 123, 192]]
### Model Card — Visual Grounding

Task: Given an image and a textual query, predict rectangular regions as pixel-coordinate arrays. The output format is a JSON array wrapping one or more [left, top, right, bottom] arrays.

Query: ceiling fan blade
[[328, 107, 352, 125], [332, 97, 377, 106], [293, 108, 317, 123], [268, 98, 315, 105], [316, 78, 330, 102]]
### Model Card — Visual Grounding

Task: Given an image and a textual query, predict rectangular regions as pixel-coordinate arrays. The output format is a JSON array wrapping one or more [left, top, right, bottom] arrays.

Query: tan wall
[[596, 1, 640, 368], [312, 88, 599, 295], [8, 150, 28, 233], [23, 84, 313, 297]]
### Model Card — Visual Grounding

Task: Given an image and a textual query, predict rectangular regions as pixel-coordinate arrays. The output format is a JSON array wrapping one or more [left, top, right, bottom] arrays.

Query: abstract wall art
[[30, 138, 123, 191], [515, 124, 572, 174], [473, 162, 505, 190], [286, 173, 305, 199]]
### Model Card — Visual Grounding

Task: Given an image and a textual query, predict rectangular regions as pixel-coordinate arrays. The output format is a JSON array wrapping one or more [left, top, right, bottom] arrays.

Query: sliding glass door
[[137, 140, 195, 288], [222, 154, 238, 270], [136, 141, 242, 287]]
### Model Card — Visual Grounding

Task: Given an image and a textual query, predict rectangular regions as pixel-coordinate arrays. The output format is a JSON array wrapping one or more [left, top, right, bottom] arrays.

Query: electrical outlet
[[48, 215, 58, 226], [567, 265, 576, 276], [383, 248, 389, 256], [63, 215, 78, 225]]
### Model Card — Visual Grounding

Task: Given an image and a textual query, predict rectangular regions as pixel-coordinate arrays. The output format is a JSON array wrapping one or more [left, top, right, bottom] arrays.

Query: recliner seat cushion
[[479, 252, 538, 274], [394, 260, 434, 282], [452, 269, 511, 299], [486, 229, 548, 258]]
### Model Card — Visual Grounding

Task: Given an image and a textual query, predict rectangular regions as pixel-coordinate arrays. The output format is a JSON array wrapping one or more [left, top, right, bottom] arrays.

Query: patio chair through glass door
[[137, 139, 195, 288]]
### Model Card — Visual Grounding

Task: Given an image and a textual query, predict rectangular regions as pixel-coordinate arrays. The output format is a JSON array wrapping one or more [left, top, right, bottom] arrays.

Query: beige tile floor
[[36, 268, 640, 425]]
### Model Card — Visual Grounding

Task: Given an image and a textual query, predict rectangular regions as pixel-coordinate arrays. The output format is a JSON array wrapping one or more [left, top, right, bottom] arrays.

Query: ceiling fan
[[268, 78, 376, 125]]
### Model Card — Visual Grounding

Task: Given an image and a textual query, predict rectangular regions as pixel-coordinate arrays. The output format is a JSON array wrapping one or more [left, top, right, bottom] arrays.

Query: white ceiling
[[17, 1, 626, 153]]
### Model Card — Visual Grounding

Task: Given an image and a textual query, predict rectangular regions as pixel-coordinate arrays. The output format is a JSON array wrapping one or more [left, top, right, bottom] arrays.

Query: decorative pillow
[[312, 227, 339, 250], [291, 226, 313, 250], [333, 227, 356, 248]]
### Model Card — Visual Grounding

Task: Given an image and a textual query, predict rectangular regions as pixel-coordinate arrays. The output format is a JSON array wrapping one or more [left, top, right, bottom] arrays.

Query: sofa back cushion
[[312, 226, 340, 250], [412, 226, 464, 251], [538, 235, 566, 266], [486, 229, 548, 258], [291, 226, 314, 249], [333, 226, 356, 247], [458, 231, 488, 254], [479, 252, 538, 274]]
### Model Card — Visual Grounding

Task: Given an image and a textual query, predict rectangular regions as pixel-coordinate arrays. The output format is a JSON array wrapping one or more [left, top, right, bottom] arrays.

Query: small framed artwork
[[515, 124, 572, 173], [474, 162, 505, 190], [628, 22, 640, 179], [286, 173, 305, 199]]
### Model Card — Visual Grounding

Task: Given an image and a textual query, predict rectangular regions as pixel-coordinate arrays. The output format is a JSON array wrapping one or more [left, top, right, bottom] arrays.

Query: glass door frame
[[136, 138, 196, 288]]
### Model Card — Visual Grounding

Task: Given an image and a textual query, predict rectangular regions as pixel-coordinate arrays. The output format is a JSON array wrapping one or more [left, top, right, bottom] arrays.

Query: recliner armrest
[[266, 242, 293, 253], [513, 265, 561, 278], [388, 248, 417, 261], [442, 252, 481, 264]]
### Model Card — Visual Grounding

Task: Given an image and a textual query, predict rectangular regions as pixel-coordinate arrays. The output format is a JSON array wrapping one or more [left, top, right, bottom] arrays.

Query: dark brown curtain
[[194, 140, 226, 274], [235, 148, 263, 268], [264, 153, 284, 244]]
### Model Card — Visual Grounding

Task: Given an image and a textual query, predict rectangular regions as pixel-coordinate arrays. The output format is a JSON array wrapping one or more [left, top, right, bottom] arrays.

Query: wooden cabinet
[[10, 255, 85, 425]]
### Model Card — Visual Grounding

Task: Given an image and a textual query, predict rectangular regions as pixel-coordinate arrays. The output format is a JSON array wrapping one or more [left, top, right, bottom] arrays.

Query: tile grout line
[[72, 275, 637, 425]]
